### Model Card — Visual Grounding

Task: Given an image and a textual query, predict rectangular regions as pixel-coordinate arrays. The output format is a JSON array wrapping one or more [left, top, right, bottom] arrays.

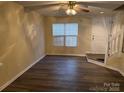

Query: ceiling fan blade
[[24, 2, 68, 11], [76, 1, 121, 10], [80, 7, 90, 12], [17, 1, 68, 7], [24, 4, 60, 11], [74, 4, 90, 13], [114, 4, 124, 11]]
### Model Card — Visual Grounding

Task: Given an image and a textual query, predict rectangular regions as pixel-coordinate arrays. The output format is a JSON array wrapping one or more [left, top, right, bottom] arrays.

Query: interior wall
[[91, 16, 109, 54], [0, 2, 45, 88], [106, 12, 124, 74], [44, 16, 92, 56]]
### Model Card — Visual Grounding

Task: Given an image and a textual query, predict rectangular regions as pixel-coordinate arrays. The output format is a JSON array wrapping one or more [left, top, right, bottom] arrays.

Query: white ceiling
[[15, 1, 124, 17]]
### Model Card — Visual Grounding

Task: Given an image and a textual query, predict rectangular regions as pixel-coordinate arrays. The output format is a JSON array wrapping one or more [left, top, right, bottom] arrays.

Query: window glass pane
[[53, 36, 64, 46], [65, 36, 77, 47], [52, 24, 64, 36], [65, 23, 78, 35]]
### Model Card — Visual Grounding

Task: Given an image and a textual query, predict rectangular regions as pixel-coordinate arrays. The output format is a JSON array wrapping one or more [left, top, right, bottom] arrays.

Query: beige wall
[[0, 2, 45, 88], [44, 16, 92, 56], [91, 16, 109, 54]]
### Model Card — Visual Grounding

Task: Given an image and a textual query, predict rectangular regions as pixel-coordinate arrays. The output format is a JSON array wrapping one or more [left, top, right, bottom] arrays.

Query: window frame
[[52, 23, 78, 47]]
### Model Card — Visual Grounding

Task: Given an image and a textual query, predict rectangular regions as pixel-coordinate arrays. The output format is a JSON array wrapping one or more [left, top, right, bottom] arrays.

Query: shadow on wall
[[0, 2, 45, 88]]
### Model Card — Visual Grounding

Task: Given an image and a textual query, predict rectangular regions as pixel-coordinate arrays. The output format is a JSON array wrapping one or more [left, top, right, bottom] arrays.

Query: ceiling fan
[[24, 1, 90, 16], [21, 1, 122, 16], [65, 1, 90, 15]]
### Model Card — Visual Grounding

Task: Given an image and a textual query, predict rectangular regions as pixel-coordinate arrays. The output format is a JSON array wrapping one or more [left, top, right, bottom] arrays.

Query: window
[[52, 23, 78, 47]]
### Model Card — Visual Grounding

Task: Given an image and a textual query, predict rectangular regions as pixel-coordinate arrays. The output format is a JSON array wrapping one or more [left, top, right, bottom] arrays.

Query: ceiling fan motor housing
[[68, 1, 76, 9]]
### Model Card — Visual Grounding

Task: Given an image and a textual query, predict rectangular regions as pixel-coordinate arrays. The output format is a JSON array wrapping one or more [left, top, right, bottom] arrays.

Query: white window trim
[[52, 23, 78, 47]]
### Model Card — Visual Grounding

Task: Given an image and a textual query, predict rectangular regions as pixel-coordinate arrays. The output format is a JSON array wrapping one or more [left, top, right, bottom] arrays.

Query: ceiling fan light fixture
[[100, 11, 104, 14], [66, 8, 77, 15]]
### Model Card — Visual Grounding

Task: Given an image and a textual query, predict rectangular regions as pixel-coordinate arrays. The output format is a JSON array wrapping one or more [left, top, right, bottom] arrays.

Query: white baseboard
[[46, 53, 86, 57], [0, 54, 46, 91], [87, 58, 124, 77]]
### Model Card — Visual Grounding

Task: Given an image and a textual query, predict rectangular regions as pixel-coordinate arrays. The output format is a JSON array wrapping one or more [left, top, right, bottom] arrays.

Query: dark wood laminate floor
[[3, 55, 124, 92]]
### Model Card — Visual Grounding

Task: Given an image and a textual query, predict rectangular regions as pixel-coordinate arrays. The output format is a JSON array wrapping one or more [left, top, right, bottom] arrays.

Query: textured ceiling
[[15, 1, 124, 16]]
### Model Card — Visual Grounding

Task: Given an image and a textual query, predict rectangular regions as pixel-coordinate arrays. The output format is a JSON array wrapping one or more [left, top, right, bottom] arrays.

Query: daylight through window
[[52, 23, 78, 47]]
